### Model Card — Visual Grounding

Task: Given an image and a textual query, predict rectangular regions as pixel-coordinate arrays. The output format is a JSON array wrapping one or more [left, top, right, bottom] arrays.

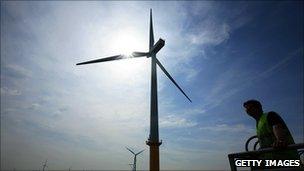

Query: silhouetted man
[[243, 99, 299, 160]]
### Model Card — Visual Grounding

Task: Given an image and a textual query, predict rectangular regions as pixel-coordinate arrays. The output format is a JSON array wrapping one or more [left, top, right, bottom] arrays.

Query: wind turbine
[[77, 9, 192, 171], [41, 159, 48, 171], [128, 163, 134, 170], [126, 147, 145, 171]]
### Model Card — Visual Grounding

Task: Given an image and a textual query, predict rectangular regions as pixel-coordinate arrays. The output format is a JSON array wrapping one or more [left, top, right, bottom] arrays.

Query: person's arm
[[272, 124, 288, 148], [267, 112, 288, 148]]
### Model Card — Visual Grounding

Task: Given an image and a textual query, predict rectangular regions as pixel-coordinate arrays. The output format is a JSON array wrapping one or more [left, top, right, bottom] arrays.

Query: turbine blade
[[132, 52, 149, 57], [156, 58, 192, 102], [76, 53, 147, 65], [135, 149, 145, 155], [149, 9, 154, 50], [76, 55, 127, 65], [126, 147, 135, 155]]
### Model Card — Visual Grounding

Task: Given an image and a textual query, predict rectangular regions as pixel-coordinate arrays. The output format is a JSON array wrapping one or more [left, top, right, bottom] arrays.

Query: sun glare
[[109, 28, 146, 56], [106, 28, 148, 81]]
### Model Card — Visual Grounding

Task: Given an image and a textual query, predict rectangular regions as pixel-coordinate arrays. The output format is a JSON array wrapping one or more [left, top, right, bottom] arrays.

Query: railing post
[[228, 154, 237, 171]]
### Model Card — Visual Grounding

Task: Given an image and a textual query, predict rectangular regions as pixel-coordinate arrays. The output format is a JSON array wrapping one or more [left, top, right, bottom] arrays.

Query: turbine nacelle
[[149, 38, 165, 56]]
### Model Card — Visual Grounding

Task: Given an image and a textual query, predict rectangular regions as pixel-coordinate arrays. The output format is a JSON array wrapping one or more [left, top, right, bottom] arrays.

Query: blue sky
[[1, 1, 303, 170]]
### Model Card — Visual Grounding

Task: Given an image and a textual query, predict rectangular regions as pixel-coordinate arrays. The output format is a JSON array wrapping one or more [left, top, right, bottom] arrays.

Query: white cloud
[[160, 115, 197, 128], [0, 87, 21, 96], [176, 107, 207, 116], [27, 103, 41, 110], [3, 64, 33, 79], [188, 23, 230, 46], [199, 123, 254, 133]]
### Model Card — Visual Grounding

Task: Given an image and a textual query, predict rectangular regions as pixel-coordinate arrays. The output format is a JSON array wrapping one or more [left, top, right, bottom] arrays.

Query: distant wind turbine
[[128, 163, 134, 170], [126, 147, 144, 171], [77, 9, 192, 171], [41, 159, 48, 171]]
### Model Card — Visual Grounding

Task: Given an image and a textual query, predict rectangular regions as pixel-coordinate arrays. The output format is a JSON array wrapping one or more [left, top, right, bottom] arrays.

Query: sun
[[105, 27, 148, 81], [108, 28, 147, 56]]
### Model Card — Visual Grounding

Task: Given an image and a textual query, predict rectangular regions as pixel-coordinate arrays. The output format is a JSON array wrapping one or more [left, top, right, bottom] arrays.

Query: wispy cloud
[[188, 23, 230, 46], [160, 115, 197, 128], [27, 103, 41, 110], [0, 87, 21, 96], [2, 64, 33, 79], [180, 107, 207, 116], [199, 123, 254, 133], [253, 47, 303, 80], [197, 47, 303, 112]]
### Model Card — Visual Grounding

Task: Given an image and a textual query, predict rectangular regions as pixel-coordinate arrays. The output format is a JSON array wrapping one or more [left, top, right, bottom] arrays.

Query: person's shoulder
[[267, 111, 280, 117], [267, 111, 285, 126]]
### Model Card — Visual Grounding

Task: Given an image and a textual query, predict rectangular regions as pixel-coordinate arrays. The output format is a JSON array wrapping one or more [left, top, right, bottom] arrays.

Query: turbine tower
[[77, 9, 191, 171], [126, 147, 144, 171]]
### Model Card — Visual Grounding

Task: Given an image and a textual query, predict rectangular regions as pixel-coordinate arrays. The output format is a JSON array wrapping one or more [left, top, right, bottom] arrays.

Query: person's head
[[243, 99, 263, 119]]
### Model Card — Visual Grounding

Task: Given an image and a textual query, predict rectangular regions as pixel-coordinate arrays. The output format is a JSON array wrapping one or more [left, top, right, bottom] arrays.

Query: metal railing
[[245, 135, 259, 152], [228, 141, 304, 171]]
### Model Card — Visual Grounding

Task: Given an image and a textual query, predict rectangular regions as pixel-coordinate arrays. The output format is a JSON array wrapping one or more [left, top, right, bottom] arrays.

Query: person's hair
[[243, 99, 262, 110]]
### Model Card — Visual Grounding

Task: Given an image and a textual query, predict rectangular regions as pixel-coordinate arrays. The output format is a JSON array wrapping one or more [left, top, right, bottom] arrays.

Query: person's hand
[[272, 139, 288, 148]]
